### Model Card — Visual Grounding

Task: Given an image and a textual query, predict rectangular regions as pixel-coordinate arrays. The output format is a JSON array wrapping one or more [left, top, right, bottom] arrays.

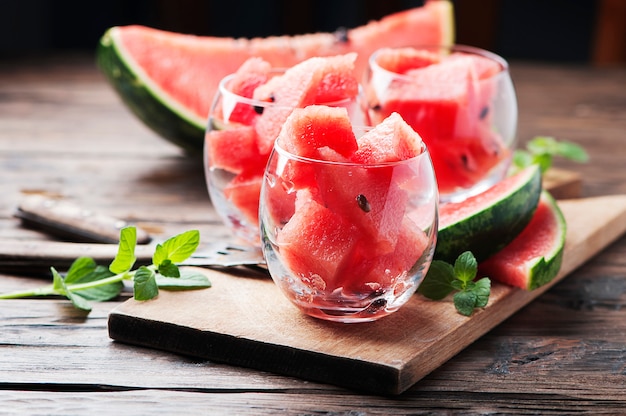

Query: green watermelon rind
[[97, 27, 206, 153], [524, 191, 566, 290], [435, 164, 542, 264]]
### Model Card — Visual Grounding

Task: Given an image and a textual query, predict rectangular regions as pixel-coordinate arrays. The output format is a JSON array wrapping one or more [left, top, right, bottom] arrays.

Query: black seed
[[268, 93, 275, 102], [479, 106, 489, 120], [367, 298, 387, 314], [253, 105, 264, 114], [356, 194, 371, 212], [334, 27, 349, 43], [370, 104, 381, 112], [460, 154, 470, 170]]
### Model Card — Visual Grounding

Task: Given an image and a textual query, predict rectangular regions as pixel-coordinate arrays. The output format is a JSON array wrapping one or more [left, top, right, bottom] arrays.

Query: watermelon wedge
[[96, 0, 454, 152], [435, 164, 542, 264], [479, 191, 566, 290]]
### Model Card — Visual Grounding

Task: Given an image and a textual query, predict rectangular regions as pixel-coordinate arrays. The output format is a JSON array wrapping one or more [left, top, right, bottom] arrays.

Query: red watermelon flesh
[[208, 53, 362, 233], [368, 49, 508, 195], [215, 57, 271, 125], [252, 53, 359, 155], [478, 191, 566, 290], [268, 107, 433, 297], [113, 1, 453, 122], [222, 171, 264, 226], [278, 106, 358, 159]]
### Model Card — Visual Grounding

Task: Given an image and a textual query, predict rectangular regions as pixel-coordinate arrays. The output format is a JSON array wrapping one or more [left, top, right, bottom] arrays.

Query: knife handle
[[15, 195, 151, 244]]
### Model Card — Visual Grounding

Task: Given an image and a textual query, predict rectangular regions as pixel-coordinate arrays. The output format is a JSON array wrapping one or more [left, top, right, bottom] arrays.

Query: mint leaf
[[454, 251, 477, 284], [417, 261, 456, 300], [453, 290, 477, 316], [158, 259, 180, 278], [109, 226, 137, 274], [419, 252, 491, 316], [556, 141, 589, 162], [52, 267, 92, 311], [133, 266, 158, 301], [153, 230, 200, 265], [64, 257, 98, 284], [473, 277, 491, 308], [156, 270, 211, 290], [513, 136, 588, 173]]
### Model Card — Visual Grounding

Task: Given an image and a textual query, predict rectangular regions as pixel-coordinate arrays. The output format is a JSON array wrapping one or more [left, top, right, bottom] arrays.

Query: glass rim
[[368, 44, 510, 82], [273, 135, 430, 168], [218, 71, 359, 110]]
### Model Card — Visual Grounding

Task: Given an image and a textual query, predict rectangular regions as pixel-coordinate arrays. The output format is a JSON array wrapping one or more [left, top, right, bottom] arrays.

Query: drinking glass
[[205, 72, 365, 244], [364, 45, 518, 203], [259, 128, 438, 323]]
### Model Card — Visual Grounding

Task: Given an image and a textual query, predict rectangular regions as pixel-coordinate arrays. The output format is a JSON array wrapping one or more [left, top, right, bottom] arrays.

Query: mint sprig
[[0, 227, 210, 313], [418, 251, 490, 316], [513, 136, 589, 173]]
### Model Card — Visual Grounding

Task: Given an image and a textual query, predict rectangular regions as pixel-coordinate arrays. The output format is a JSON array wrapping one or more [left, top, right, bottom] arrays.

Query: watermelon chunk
[[366, 47, 513, 198], [261, 106, 437, 319], [479, 191, 566, 290], [97, 0, 454, 152], [206, 54, 363, 240]]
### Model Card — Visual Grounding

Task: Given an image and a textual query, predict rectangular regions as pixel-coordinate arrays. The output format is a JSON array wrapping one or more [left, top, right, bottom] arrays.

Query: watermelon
[[205, 54, 362, 242], [479, 191, 566, 290], [365, 45, 516, 200], [96, 0, 454, 152], [435, 164, 542, 264], [260, 107, 438, 321]]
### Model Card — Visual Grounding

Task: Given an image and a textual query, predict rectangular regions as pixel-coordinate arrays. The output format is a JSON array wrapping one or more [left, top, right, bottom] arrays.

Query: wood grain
[[1, 57, 626, 413], [108, 195, 626, 395]]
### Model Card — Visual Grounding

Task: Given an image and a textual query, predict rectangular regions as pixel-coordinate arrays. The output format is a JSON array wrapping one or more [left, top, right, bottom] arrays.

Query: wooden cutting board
[[108, 194, 626, 395]]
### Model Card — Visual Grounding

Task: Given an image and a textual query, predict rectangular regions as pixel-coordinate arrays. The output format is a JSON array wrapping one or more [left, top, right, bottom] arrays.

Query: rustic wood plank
[[107, 195, 626, 395]]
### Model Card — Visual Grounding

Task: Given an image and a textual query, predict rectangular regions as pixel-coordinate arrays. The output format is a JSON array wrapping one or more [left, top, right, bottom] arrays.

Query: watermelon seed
[[366, 298, 387, 314], [356, 194, 371, 212], [370, 104, 381, 112], [333, 27, 349, 43], [253, 105, 264, 115], [479, 106, 489, 120]]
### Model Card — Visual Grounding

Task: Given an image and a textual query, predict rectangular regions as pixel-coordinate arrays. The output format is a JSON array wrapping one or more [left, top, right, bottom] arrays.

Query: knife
[[5, 196, 265, 274]]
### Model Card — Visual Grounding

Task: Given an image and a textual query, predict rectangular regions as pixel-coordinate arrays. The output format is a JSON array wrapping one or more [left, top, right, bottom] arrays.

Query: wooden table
[[1, 54, 625, 414]]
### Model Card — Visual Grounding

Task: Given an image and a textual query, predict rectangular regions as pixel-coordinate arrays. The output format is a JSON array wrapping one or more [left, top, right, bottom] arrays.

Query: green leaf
[[453, 290, 478, 316], [65, 290, 93, 312], [133, 266, 158, 301], [52, 268, 92, 311], [418, 261, 456, 300], [454, 251, 477, 283], [513, 150, 534, 169], [158, 259, 180, 278], [556, 141, 589, 162], [473, 277, 491, 308], [51, 267, 66, 294], [64, 257, 98, 284], [109, 226, 137, 274], [156, 270, 211, 290], [153, 230, 200, 265]]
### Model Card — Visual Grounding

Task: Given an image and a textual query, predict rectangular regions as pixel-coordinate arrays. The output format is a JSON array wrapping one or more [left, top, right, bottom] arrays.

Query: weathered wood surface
[[1, 55, 626, 413]]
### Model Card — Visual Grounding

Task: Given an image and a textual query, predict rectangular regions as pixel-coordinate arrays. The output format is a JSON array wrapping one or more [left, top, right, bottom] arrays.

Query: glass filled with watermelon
[[205, 55, 366, 244], [259, 106, 438, 323], [364, 45, 518, 203]]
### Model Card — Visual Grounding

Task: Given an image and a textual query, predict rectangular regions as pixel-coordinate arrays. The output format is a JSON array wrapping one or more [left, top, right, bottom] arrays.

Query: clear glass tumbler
[[364, 45, 518, 203], [205, 72, 364, 244], [259, 128, 439, 323]]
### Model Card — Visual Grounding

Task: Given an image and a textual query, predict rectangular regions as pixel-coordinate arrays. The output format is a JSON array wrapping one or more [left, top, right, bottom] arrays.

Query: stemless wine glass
[[259, 127, 439, 323], [204, 72, 365, 244], [364, 45, 518, 203]]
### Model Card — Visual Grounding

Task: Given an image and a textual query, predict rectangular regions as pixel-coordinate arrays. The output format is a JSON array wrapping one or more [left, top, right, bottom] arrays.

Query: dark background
[[0, 0, 613, 64]]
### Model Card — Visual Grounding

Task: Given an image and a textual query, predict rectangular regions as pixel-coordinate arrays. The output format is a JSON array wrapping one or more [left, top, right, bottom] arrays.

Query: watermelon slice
[[96, 0, 454, 152], [436, 164, 542, 264], [366, 46, 513, 199], [479, 191, 566, 290], [261, 106, 437, 318]]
